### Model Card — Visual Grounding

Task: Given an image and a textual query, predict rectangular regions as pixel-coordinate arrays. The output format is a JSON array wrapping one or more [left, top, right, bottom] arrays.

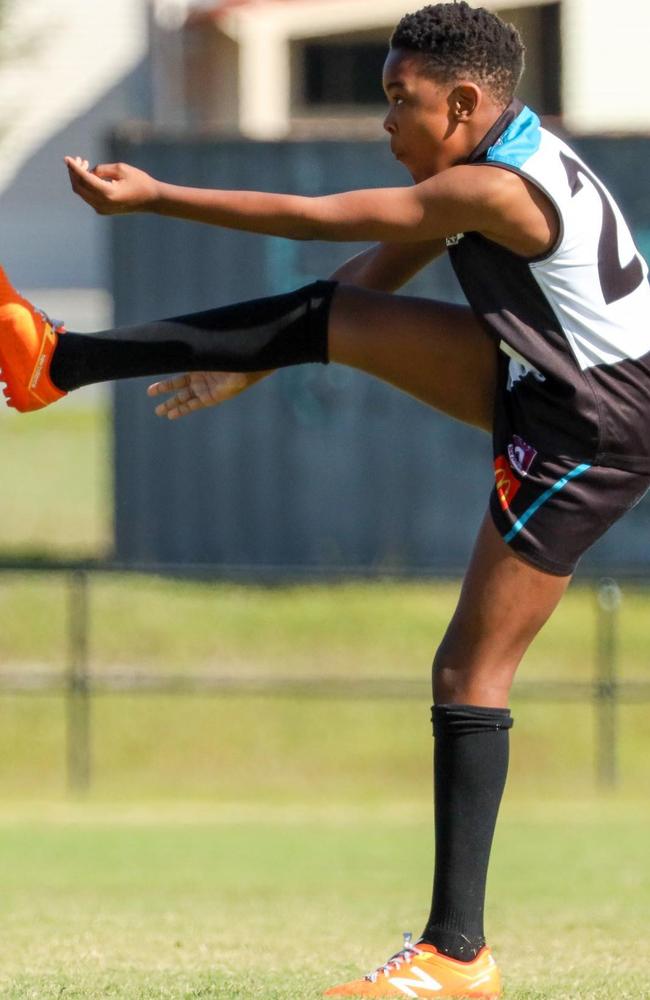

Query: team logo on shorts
[[507, 435, 537, 477], [494, 455, 521, 511]]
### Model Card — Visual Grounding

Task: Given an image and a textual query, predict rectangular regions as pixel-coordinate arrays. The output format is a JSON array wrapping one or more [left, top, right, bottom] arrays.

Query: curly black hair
[[391, 2, 525, 106]]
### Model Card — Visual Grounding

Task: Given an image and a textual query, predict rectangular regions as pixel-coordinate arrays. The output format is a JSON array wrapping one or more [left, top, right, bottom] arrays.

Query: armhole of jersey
[[475, 161, 565, 264]]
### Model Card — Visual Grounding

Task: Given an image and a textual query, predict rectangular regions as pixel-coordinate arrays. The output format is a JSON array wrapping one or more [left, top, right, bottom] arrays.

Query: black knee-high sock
[[49, 280, 336, 392], [421, 704, 513, 961]]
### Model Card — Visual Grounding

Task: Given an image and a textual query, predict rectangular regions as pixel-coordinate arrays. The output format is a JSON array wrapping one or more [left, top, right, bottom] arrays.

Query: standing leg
[[422, 511, 570, 961], [433, 511, 571, 707], [325, 512, 571, 998]]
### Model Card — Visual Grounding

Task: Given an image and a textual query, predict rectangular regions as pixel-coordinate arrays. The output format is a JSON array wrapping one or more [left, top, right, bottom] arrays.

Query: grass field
[[1, 573, 650, 800], [0, 574, 648, 998], [1, 408, 650, 997], [0, 799, 649, 998], [0, 404, 111, 557]]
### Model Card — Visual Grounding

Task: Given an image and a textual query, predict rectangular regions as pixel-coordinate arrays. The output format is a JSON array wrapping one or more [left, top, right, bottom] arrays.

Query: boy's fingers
[[66, 169, 100, 207], [147, 375, 190, 397], [93, 162, 124, 181], [155, 400, 189, 420], [154, 397, 177, 417], [65, 157, 113, 194], [64, 156, 89, 176], [155, 392, 207, 419], [79, 171, 112, 193], [178, 396, 207, 417], [169, 387, 195, 407], [153, 393, 187, 415], [67, 169, 103, 200], [67, 166, 91, 195]]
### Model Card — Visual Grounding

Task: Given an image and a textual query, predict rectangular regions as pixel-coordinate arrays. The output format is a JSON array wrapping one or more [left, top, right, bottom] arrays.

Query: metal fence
[[1, 564, 648, 795]]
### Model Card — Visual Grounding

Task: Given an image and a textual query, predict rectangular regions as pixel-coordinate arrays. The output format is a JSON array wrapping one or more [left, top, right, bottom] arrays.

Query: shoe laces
[[15, 282, 65, 333], [365, 932, 423, 983], [35, 307, 65, 333]]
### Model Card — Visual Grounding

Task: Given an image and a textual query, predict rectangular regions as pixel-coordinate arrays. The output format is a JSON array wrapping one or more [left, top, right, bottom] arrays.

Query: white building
[[0, 0, 648, 305], [0, 0, 149, 320], [152, 0, 650, 138]]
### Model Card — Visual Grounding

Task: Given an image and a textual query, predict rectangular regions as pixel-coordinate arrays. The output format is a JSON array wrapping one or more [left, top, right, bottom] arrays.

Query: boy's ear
[[450, 83, 482, 120]]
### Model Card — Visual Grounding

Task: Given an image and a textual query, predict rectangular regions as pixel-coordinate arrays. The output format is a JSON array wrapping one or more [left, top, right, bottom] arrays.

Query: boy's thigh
[[329, 286, 497, 431]]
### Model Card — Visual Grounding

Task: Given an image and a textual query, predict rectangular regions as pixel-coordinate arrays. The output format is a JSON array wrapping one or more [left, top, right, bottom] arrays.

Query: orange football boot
[[0, 265, 67, 411], [324, 934, 501, 998]]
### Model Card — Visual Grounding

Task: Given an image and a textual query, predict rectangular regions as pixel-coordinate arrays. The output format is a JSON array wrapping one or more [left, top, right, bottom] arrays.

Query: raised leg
[[151, 284, 499, 423], [330, 285, 497, 430], [1, 267, 498, 425]]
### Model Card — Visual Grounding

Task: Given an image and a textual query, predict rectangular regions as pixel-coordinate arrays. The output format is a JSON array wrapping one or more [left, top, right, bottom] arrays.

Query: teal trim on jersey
[[486, 105, 541, 170], [634, 229, 650, 270], [503, 462, 591, 544]]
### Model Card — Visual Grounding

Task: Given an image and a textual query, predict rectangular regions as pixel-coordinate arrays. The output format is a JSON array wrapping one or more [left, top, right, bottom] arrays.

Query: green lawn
[[0, 573, 647, 682], [0, 799, 648, 998], [0, 403, 111, 557], [1, 408, 650, 997], [0, 575, 648, 800]]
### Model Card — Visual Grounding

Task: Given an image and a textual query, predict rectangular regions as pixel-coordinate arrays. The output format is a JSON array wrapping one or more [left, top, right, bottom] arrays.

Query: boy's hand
[[147, 370, 273, 420], [64, 156, 160, 215]]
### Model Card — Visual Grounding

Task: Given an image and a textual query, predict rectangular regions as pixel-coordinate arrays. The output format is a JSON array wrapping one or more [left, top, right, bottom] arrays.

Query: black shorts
[[490, 350, 650, 576]]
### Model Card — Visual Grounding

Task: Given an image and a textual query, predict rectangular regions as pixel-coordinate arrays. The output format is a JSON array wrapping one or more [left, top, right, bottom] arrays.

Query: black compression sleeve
[[50, 280, 336, 392]]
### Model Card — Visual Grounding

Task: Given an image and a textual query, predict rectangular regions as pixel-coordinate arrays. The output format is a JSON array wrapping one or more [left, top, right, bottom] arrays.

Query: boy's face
[[382, 48, 476, 182]]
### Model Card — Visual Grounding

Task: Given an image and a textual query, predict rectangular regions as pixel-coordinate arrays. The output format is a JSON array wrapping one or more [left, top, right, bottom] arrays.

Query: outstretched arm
[[147, 238, 445, 419], [64, 157, 555, 254], [64, 157, 481, 241]]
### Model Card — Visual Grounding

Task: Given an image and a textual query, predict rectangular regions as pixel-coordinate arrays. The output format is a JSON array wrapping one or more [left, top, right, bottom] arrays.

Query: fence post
[[66, 570, 91, 794], [595, 578, 621, 790]]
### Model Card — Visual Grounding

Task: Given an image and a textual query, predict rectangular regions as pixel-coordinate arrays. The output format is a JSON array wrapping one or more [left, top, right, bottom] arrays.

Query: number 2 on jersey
[[560, 151, 645, 305]]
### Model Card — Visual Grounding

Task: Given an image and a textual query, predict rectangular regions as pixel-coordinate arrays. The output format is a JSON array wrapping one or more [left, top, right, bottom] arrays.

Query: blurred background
[[1, 5, 650, 997], [0, 0, 649, 802]]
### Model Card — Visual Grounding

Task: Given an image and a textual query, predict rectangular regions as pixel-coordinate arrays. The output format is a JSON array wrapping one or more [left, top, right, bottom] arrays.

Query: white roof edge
[[216, 0, 559, 40]]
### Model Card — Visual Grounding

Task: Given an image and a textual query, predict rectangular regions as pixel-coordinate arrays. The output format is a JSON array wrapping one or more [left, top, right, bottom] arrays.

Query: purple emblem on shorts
[[507, 435, 537, 477]]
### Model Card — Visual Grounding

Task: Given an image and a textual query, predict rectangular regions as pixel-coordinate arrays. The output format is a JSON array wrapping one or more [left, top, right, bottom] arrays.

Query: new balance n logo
[[388, 968, 443, 997]]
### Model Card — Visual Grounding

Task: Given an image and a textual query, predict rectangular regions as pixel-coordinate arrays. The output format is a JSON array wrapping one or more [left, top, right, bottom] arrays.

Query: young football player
[[2, 3, 649, 996]]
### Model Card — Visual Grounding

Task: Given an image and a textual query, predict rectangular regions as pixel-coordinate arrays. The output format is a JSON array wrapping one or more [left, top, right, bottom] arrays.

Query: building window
[[302, 41, 387, 107]]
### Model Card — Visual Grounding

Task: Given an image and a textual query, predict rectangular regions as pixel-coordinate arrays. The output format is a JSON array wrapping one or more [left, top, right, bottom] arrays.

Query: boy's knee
[[432, 652, 470, 703], [431, 632, 519, 705]]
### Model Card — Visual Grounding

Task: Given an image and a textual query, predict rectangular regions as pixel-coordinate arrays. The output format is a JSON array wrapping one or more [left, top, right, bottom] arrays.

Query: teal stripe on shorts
[[503, 462, 592, 544]]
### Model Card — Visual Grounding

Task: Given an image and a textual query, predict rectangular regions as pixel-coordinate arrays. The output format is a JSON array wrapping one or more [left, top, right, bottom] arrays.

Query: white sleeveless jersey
[[447, 101, 650, 472]]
